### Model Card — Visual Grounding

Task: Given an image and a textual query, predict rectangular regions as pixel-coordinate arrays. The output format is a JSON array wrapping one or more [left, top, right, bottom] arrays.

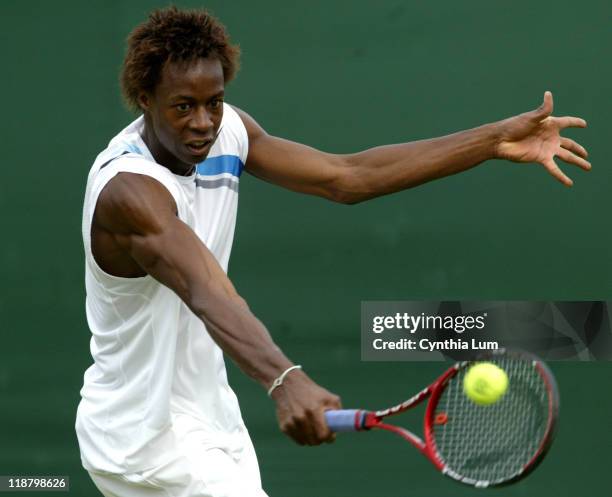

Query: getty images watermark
[[361, 301, 612, 361], [370, 310, 494, 353]]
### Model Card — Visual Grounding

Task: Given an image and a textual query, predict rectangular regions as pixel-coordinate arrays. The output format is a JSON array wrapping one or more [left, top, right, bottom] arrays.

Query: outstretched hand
[[495, 91, 590, 186]]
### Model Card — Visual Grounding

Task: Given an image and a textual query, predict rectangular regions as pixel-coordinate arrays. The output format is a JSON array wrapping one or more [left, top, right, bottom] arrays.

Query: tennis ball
[[463, 362, 509, 406]]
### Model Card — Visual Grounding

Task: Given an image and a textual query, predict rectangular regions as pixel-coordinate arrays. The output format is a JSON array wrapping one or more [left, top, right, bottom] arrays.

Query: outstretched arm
[[236, 91, 590, 204], [94, 172, 341, 445]]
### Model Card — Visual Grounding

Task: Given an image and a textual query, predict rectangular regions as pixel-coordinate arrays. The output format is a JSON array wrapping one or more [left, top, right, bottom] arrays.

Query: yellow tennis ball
[[463, 362, 509, 405]]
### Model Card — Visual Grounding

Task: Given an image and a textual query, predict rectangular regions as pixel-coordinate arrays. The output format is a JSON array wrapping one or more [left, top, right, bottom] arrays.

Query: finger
[[553, 116, 587, 129], [292, 434, 306, 446], [560, 137, 589, 159], [312, 409, 335, 444], [292, 422, 312, 446], [327, 394, 343, 411], [532, 90, 553, 121], [283, 425, 306, 446], [543, 159, 573, 187], [298, 411, 320, 446], [280, 416, 310, 446], [556, 148, 592, 171], [319, 394, 342, 442], [325, 433, 337, 444], [280, 423, 304, 445]]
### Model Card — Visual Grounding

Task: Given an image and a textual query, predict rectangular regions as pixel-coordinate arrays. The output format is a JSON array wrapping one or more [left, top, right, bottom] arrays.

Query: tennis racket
[[324, 348, 559, 488]]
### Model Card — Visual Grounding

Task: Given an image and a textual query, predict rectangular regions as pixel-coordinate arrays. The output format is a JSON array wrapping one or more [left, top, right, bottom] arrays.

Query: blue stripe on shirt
[[197, 155, 244, 178]]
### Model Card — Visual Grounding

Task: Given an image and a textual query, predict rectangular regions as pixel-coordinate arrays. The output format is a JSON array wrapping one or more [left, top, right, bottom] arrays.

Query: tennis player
[[76, 6, 590, 497]]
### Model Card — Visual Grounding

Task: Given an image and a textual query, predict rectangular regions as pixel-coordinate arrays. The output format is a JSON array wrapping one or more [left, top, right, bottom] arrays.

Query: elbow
[[327, 176, 370, 205], [320, 155, 376, 205], [331, 191, 364, 205], [326, 167, 367, 205]]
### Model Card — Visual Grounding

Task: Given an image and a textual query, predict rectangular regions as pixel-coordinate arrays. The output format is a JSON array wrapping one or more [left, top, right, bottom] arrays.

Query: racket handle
[[325, 409, 367, 432]]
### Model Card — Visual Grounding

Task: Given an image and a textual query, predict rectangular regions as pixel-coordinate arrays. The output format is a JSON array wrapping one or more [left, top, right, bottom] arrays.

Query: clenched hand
[[270, 370, 342, 446]]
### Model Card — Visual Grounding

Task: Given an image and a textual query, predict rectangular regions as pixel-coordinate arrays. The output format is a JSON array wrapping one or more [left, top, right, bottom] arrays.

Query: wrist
[[267, 365, 304, 397], [269, 367, 309, 400], [486, 120, 505, 160]]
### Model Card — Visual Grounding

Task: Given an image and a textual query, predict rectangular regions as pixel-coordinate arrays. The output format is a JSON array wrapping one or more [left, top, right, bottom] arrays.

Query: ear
[[138, 92, 151, 112]]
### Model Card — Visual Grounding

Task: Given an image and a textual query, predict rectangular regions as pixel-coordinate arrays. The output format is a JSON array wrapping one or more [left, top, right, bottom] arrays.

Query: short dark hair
[[121, 6, 240, 111]]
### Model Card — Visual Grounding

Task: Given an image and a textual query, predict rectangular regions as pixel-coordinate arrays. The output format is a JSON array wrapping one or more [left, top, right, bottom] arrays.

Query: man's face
[[140, 57, 225, 168]]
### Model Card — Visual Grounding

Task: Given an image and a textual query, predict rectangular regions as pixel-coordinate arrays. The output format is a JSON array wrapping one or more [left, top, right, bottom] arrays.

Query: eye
[[210, 98, 224, 109], [175, 103, 191, 112]]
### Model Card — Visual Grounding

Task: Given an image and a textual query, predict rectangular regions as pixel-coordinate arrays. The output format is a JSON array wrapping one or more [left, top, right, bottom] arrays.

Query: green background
[[1, 0, 610, 495]]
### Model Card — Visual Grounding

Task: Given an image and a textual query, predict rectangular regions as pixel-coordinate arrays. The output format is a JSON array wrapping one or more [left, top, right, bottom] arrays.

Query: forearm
[[340, 122, 500, 203], [107, 175, 300, 392], [190, 282, 294, 389]]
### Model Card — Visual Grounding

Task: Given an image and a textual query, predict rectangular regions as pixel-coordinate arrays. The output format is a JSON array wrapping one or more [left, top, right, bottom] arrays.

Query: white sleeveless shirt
[[76, 104, 250, 473]]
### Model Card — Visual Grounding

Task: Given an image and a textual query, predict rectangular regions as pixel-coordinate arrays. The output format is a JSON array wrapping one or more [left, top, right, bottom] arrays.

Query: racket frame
[[349, 349, 559, 488]]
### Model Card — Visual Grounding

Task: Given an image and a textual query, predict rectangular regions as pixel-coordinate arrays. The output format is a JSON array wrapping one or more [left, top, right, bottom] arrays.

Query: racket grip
[[325, 409, 367, 432]]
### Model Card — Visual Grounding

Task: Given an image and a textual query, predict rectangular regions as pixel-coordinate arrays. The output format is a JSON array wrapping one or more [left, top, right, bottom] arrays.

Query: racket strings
[[433, 357, 549, 485]]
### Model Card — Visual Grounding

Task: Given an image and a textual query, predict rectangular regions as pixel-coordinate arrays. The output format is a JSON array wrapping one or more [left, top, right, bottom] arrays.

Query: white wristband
[[267, 365, 302, 397]]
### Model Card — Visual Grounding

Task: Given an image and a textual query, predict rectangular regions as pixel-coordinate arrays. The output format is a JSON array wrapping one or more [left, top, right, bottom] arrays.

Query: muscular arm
[[94, 172, 340, 444], [236, 92, 589, 203]]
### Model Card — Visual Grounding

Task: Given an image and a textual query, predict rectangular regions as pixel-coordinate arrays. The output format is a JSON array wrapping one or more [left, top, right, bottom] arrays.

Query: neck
[[141, 117, 195, 176]]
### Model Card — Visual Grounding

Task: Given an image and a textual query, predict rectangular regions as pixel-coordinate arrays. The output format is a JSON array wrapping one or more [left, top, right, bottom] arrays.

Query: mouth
[[185, 139, 213, 156]]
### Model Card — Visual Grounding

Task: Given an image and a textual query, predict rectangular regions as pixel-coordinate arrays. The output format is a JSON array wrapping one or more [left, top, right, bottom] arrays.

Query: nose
[[189, 106, 214, 133]]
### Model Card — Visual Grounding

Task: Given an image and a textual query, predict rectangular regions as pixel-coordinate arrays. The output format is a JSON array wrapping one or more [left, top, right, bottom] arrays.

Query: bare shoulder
[[230, 104, 267, 140], [95, 172, 178, 236]]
